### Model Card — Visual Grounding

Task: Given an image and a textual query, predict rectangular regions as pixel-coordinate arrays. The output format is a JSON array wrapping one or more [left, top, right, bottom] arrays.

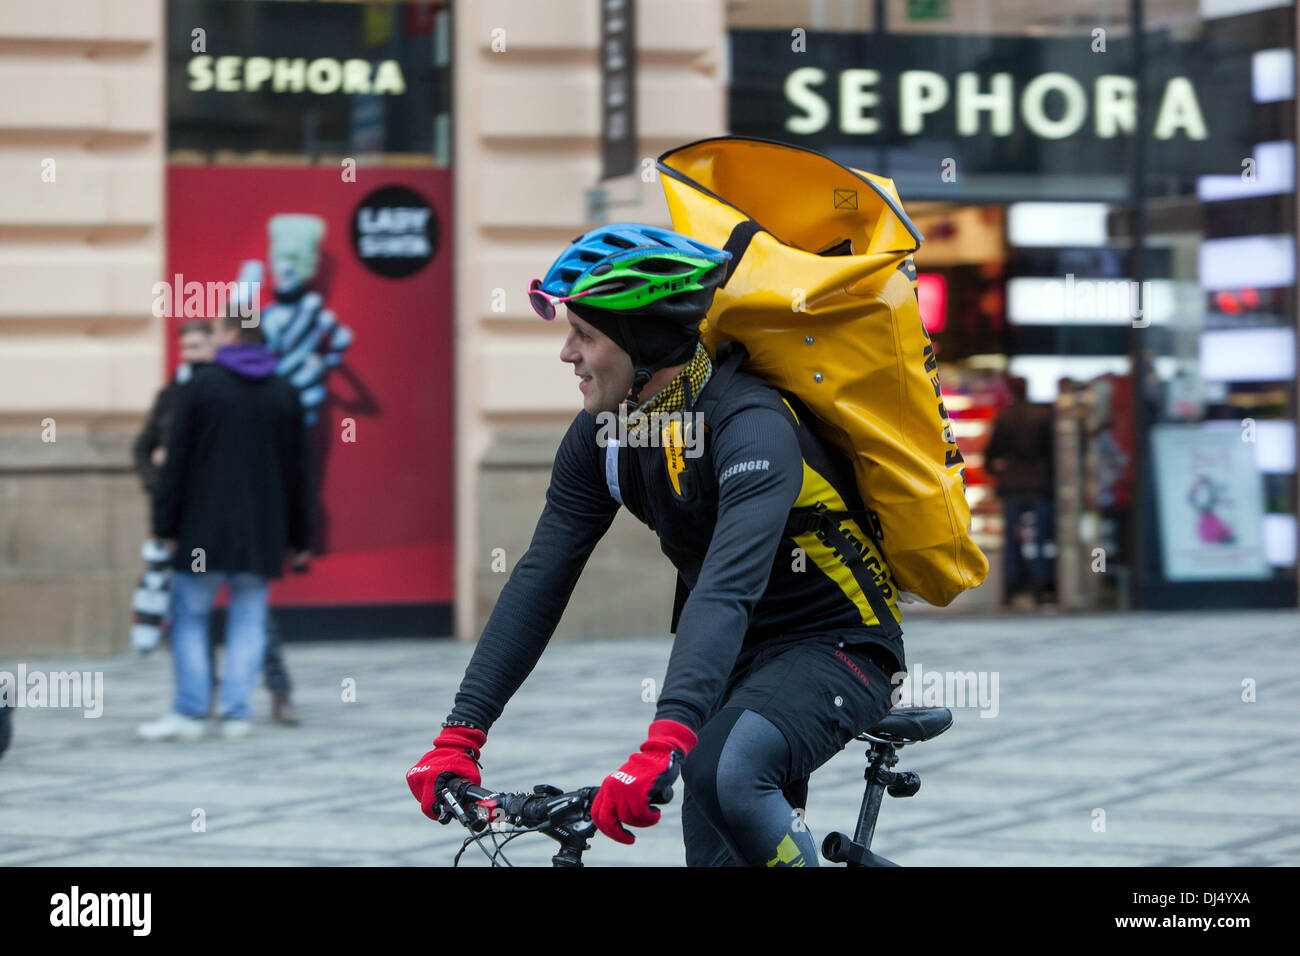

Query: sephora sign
[[783, 70, 1207, 144], [730, 30, 1257, 180]]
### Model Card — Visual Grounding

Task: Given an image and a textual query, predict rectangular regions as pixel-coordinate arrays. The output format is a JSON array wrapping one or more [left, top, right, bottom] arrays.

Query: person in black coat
[[137, 311, 312, 741], [131, 319, 302, 723], [132, 320, 215, 502], [984, 376, 1057, 606], [129, 322, 213, 656]]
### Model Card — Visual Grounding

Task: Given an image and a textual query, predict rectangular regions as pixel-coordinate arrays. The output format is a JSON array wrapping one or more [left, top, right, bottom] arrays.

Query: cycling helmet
[[533, 223, 731, 404]]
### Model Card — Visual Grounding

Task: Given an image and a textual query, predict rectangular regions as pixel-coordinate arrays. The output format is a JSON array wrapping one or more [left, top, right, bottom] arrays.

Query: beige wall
[[454, 0, 727, 641], [0, 0, 730, 653], [0, 0, 165, 656]]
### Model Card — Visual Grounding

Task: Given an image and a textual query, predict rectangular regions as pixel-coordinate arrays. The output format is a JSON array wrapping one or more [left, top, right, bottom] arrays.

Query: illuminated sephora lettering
[[783, 68, 1207, 143], [727, 28, 1255, 181], [187, 55, 407, 95]]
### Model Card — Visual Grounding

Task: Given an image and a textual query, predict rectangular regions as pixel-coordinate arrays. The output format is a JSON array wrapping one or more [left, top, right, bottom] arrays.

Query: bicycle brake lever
[[440, 787, 487, 833]]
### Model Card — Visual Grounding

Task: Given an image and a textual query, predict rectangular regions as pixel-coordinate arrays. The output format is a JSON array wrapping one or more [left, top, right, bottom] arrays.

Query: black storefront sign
[[600, 0, 637, 180], [730, 29, 1257, 192], [168, 0, 444, 156]]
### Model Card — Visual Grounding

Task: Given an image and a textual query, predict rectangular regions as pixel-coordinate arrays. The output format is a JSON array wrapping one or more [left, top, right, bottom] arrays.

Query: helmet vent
[[592, 277, 648, 294], [602, 234, 637, 249], [635, 257, 697, 276]]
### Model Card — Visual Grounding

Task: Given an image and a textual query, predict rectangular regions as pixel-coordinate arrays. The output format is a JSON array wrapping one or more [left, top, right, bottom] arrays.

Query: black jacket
[[984, 399, 1055, 497], [132, 365, 203, 496], [152, 346, 311, 578], [448, 367, 904, 734]]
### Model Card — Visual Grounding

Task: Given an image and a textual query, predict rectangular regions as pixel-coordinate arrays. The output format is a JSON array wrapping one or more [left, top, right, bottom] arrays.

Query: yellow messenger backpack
[[658, 136, 988, 607]]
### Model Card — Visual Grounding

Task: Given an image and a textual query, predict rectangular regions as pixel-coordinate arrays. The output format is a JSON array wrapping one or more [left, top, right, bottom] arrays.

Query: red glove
[[406, 726, 486, 821], [591, 720, 697, 845]]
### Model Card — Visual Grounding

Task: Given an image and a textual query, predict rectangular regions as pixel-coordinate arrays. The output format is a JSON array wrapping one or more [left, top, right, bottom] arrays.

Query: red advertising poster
[[165, 166, 453, 610]]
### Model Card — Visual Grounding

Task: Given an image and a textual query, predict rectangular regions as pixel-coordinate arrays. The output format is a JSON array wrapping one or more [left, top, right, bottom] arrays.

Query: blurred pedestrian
[[984, 376, 1057, 607], [208, 609, 300, 725], [131, 320, 302, 725], [130, 320, 215, 653], [137, 310, 311, 741], [133, 320, 215, 495]]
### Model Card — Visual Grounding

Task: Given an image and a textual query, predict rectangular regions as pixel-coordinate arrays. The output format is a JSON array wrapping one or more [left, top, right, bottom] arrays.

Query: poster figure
[[235, 215, 355, 554], [236, 215, 355, 428], [1188, 473, 1236, 544]]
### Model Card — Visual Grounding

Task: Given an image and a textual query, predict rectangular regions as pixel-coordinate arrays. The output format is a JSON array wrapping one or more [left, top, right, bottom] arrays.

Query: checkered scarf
[[625, 342, 712, 439]]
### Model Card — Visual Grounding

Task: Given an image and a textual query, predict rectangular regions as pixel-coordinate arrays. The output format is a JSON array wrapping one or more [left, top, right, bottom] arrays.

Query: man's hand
[[591, 720, 697, 845], [289, 550, 311, 573], [406, 726, 487, 821]]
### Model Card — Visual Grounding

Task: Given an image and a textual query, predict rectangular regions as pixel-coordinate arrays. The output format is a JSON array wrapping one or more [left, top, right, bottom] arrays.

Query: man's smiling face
[[559, 311, 632, 415]]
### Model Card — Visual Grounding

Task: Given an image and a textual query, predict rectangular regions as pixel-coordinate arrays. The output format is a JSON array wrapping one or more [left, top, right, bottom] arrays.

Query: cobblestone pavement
[[0, 609, 1296, 866]]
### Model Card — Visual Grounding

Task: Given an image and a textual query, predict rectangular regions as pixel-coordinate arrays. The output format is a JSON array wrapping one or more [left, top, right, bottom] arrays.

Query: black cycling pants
[[679, 634, 898, 867]]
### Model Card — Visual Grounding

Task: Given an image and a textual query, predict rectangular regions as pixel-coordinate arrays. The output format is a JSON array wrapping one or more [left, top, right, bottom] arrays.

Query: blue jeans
[[1002, 495, 1055, 601], [171, 572, 269, 720]]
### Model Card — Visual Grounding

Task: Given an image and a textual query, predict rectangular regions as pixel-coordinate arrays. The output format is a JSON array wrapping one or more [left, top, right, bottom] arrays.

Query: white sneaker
[[136, 712, 205, 742], [219, 719, 252, 740]]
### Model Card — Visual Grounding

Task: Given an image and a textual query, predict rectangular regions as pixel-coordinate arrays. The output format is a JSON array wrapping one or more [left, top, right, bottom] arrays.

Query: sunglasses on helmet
[[527, 278, 606, 320]]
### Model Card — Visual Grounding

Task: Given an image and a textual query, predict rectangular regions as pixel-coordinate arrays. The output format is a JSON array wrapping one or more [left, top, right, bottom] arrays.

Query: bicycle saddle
[[861, 707, 953, 743]]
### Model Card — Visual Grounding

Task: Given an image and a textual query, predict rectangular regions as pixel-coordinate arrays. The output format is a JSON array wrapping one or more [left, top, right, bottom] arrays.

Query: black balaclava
[[567, 301, 701, 406]]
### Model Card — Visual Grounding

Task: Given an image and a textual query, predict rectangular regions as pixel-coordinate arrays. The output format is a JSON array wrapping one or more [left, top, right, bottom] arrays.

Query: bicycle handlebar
[[440, 777, 601, 832]]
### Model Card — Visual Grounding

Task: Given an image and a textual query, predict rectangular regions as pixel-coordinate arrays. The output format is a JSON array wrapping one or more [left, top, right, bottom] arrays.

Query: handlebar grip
[[450, 779, 502, 826], [456, 781, 492, 802], [516, 794, 554, 826]]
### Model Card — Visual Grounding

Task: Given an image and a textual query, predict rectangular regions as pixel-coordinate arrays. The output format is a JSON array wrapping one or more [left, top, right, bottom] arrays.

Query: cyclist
[[407, 223, 905, 867]]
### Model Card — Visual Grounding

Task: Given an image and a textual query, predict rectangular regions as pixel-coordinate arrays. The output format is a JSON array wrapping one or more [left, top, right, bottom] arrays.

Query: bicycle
[[435, 705, 953, 867]]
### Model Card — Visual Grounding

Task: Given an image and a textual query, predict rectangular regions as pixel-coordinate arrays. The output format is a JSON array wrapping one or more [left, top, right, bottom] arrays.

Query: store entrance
[[910, 201, 1137, 614]]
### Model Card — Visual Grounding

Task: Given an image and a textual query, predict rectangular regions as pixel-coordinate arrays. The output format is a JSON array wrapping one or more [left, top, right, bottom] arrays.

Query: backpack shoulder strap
[[785, 506, 900, 639], [669, 343, 749, 633], [693, 341, 748, 430]]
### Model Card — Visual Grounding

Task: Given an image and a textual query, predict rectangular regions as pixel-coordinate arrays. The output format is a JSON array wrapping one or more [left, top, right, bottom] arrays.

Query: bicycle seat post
[[853, 742, 898, 848]]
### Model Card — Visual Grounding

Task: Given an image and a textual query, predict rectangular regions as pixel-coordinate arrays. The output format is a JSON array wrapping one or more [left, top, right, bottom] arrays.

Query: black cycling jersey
[[448, 366, 904, 734]]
